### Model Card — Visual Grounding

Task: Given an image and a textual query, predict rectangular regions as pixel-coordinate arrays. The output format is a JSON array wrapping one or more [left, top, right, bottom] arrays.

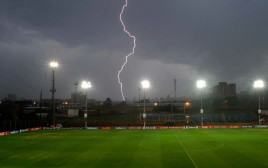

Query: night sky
[[1, 0, 268, 101]]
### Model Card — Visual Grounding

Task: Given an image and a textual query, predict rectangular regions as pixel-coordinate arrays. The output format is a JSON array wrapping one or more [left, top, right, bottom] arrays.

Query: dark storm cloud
[[126, 0, 268, 80], [0, 0, 124, 45], [1, 0, 268, 100]]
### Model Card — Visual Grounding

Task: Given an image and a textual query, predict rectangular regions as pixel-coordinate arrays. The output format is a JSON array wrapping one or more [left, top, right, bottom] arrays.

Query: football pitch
[[1, 129, 268, 168]]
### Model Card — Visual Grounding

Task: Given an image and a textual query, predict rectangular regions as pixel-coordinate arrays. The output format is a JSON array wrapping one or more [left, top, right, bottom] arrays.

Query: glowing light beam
[[118, 0, 136, 101]]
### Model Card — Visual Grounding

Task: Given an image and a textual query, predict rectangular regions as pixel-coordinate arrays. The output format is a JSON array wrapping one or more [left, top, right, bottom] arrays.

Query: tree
[[0, 101, 18, 121], [152, 104, 178, 113], [118, 101, 126, 106], [139, 99, 150, 103], [103, 98, 112, 108], [226, 96, 239, 107], [212, 97, 223, 109]]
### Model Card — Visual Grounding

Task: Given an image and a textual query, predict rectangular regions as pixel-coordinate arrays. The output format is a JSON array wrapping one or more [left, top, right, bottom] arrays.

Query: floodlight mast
[[50, 62, 58, 68], [197, 80, 206, 126], [50, 61, 58, 129], [81, 81, 91, 128], [141, 80, 150, 129], [184, 102, 190, 115], [184, 102, 190, 125], [254, 80, 264, 125]]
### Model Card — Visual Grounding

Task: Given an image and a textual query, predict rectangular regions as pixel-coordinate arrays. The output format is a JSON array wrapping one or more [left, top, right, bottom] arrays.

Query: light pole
[[184, 102, 190, 125], [197, 80, 206, 126], [254, 80, 264, 125], [138, 88, 141, 120], [141, 80, 150, 129], [184, 102, 190, 114], [81, 80, 91, 128], [50, 61, 58, 128]]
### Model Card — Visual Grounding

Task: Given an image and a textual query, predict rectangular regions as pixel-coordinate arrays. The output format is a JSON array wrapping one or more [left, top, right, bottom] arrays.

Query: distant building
[[227, 83, 236, 97], [57, 103, 81, 110], [166, 95, 171, 102], [211, 82, 236, 98], [71, 92, 86, 105], [3, 94, 17, 101], [67, 109, 79, 117], [57, 103, 81, 117]]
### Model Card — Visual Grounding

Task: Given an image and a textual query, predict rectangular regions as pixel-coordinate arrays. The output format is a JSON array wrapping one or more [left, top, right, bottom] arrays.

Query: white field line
[[174, 133, 198, 168]]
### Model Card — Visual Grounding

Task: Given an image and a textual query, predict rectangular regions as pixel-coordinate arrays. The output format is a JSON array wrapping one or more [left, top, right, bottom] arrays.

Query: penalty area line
[[174, 133, 198, 168]]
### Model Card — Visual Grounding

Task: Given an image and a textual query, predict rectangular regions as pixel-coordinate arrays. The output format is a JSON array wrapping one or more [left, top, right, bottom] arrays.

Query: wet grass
[[1, 129, 268, 168]]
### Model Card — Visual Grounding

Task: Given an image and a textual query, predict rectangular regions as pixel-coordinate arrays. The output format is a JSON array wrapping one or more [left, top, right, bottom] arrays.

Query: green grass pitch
[[1, 129, 268, 168]]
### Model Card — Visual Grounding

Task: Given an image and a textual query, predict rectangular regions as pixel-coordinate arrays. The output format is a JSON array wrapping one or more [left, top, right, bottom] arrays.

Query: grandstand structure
[[143, 113, 257, 123], [1, 101, 268, 132]]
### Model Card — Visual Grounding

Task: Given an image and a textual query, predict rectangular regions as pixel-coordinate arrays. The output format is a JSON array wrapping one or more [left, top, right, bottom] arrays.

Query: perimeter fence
[[0, 113, 267, 132]]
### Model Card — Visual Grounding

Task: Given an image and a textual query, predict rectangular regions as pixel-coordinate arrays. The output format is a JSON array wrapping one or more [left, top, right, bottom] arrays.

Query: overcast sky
[[1, 0, 268, 101]]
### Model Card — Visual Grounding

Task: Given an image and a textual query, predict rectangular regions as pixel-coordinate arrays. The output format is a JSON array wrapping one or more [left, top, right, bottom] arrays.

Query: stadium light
[[196, 80, 206, 126], [49, 61, 59, 129], [197, 80, 206, 89], [254, 79, 264, 125], [81, 81, 92, 89], [81, 80, 91, 128], [254, 80, 264, 89], [141, 80, 150, 89], [141, 80, 150, 129], [50, 61, 58, 69]]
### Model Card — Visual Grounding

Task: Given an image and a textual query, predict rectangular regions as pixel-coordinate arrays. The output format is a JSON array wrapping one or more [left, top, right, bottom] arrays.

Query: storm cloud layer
[[1, 0, 268, 101]]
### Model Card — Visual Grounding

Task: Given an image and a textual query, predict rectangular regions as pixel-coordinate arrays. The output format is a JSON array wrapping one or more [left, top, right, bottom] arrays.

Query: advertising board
[[28, 127, 42, 131], [185, 126, 198, 129], [59, 128, 71, 130], [255, 125, 268, 128], [213, 126, 221, 128], [86, 127, 99, 130], [43, 127, 54, 130], [71, 127, 83, 130], [114, 127, 127, 130], [169, 126, 184, 129], [144, 127, 156, 129], [228, 126, 242, 128], [242, 126, 253, 128], [0, 132, 9, 136], [199, 126, 214, 129], [99, 127, 114, 130], [199, 126, 242, 129], [156, 126, 184, 129], [19, 129, 29, 133], [156, 126, 169, 129], [128, 126, 142, 129], [9, 130, 19, 134]]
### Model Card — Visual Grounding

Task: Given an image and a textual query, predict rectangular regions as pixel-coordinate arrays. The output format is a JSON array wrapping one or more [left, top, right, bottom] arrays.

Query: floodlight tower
[[197, 80, 206, 126], [138, 88, 141, 106], [50, 61, 58, 128], [184, 102, 190, 114], [81, 80, 91, 128], [141, 80, 150, 129], [254, 80, 264, 125], [74, 81, 79, 103], [174, 78, 177, 102], [184, 101, 190, 124], [171, 78, 177, 122]]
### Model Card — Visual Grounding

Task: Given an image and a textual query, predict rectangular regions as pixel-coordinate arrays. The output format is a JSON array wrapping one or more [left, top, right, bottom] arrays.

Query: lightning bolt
[[118, 0, 136, 101]]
